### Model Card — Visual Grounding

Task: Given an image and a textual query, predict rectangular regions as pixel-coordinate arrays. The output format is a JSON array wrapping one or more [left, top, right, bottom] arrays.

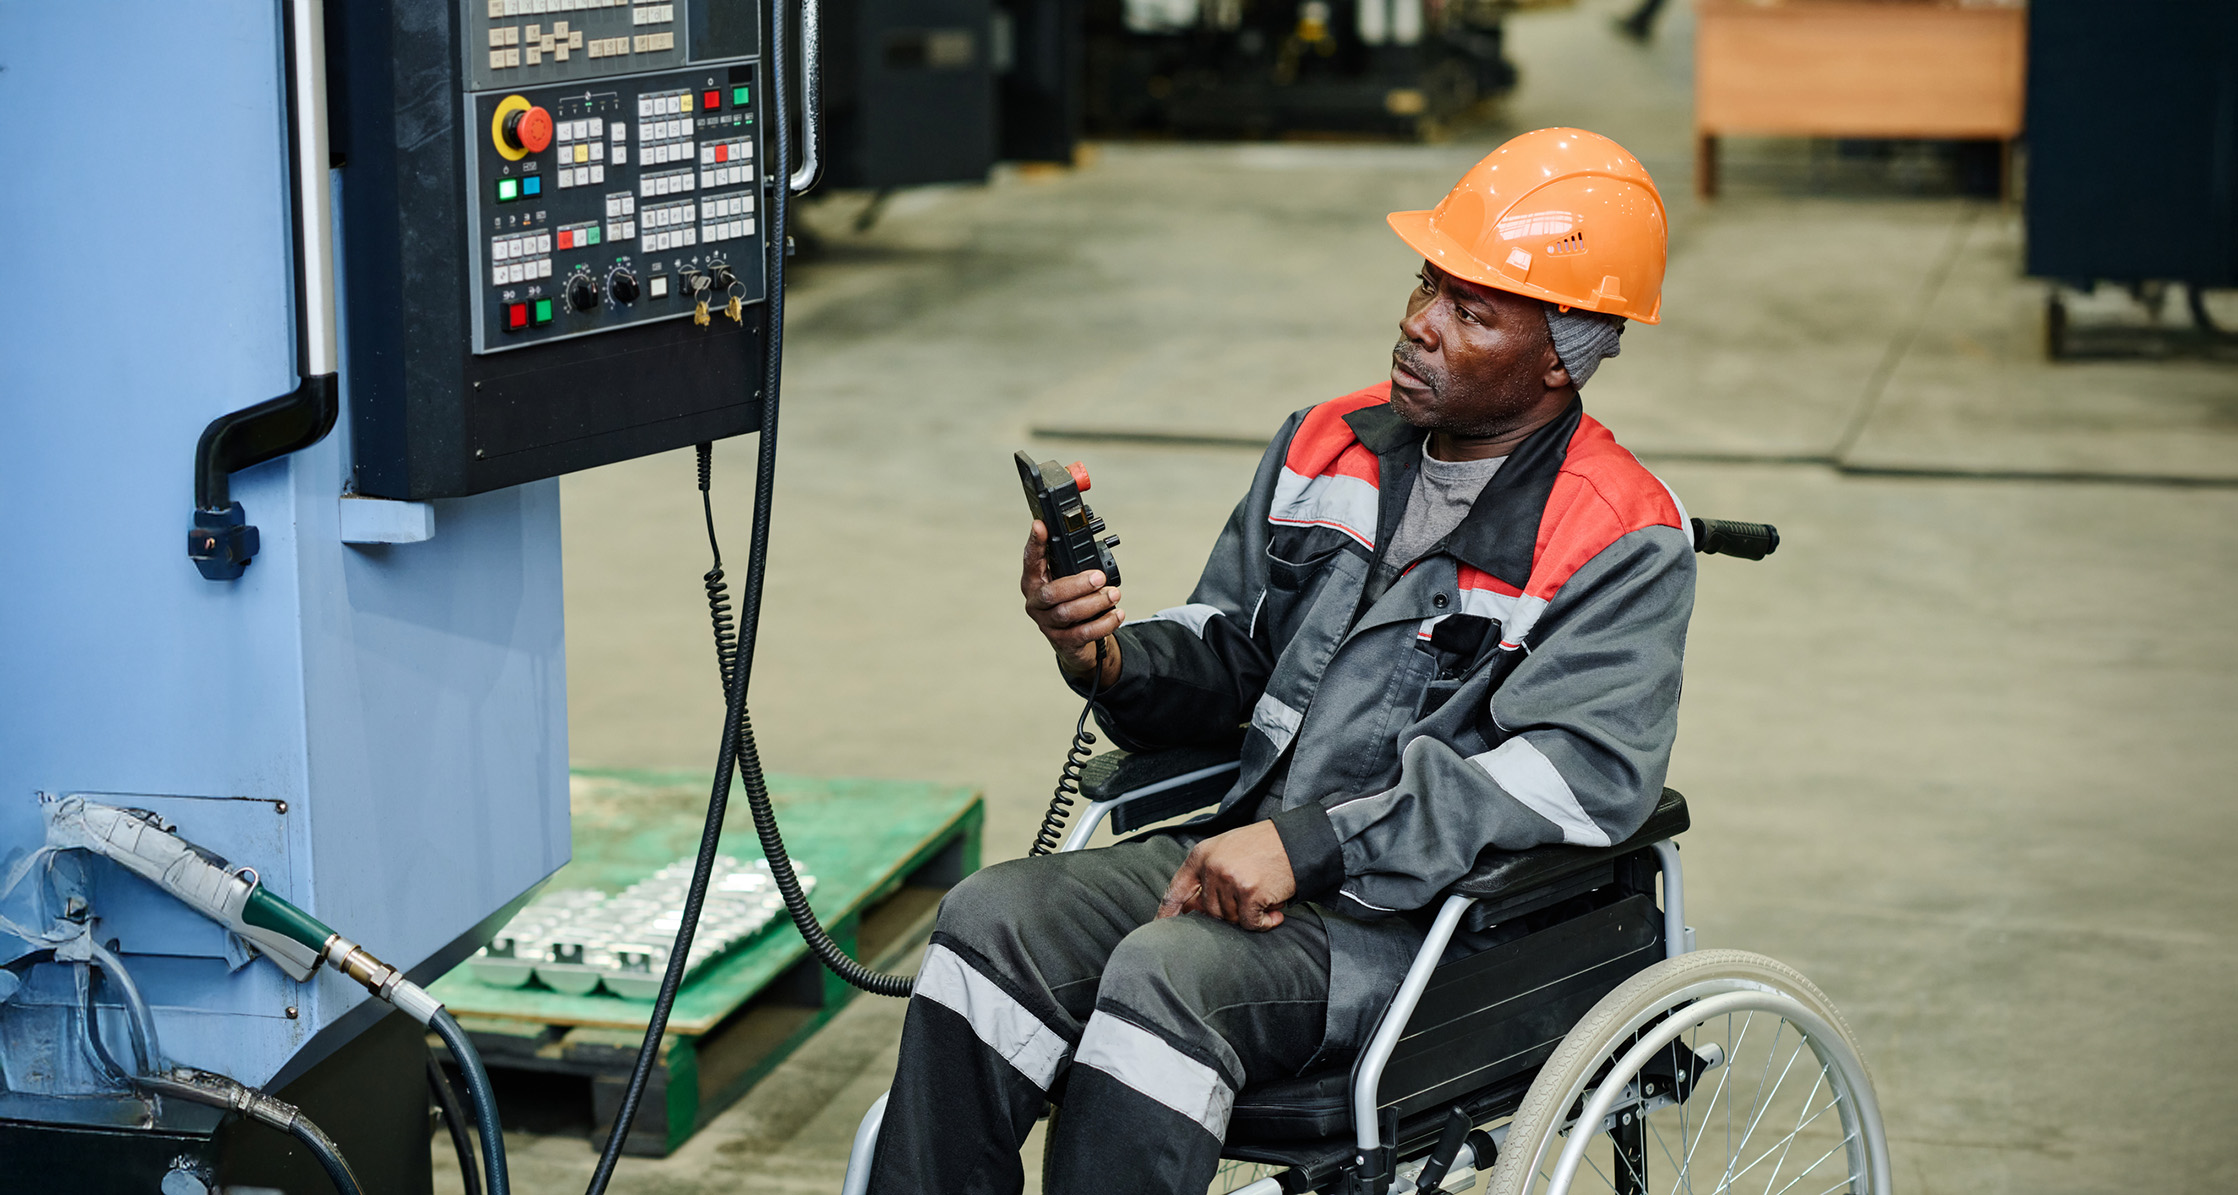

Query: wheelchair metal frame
[[839, 763, 1696, 1195]]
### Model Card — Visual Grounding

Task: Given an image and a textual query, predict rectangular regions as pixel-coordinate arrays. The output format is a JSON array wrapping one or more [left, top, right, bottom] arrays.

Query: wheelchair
[[839, 746, 1890, 1195], [839, 520, 1888, 1195]]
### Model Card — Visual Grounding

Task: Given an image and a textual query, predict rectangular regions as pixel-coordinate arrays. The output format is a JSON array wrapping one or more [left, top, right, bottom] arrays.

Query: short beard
[[1391, 340, 1550, 439]]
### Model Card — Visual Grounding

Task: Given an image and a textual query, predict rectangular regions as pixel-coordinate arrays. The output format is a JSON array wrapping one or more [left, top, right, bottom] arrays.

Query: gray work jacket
[[1080, 384, 1696, 1048]]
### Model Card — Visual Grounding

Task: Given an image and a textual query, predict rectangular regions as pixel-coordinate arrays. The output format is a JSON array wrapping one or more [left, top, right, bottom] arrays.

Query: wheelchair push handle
[[1692, 517, 1779, 560]]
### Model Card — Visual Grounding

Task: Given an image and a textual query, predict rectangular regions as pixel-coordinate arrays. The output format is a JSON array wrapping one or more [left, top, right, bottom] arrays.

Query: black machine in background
[[820, 0, 996, 188], [2025, 0, 2238, 355], [814, 0, 1085, 190], [812, 0, 1085, 193], [811, 0, 1521, 198], [1085, 0, 1517, 139]]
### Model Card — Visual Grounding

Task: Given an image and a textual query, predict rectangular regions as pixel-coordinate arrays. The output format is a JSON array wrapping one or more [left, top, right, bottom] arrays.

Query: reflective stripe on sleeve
[[1149, 603, 1226, 638], [1466, 735, 1611, 847]]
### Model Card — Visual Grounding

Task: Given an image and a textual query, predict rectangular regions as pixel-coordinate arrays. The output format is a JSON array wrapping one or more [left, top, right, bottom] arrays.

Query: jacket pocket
[[1416, 675, 1466, 721], [1260, 540, 1345, 642]]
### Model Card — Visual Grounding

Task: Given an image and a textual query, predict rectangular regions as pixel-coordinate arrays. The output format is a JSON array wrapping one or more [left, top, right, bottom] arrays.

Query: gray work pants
[[865, 836, 1351, 1195]]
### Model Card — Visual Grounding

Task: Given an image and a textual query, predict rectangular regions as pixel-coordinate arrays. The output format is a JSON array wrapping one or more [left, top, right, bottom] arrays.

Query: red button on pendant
[[506, 303, 529, 330], [714, 144, 729, 163], [703, 90, 721, 110], [558, 229, 574, 250]]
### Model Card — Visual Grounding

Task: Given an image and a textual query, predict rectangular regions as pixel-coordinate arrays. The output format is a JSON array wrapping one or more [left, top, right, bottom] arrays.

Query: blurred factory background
[[523, 0, 2236, 1191]]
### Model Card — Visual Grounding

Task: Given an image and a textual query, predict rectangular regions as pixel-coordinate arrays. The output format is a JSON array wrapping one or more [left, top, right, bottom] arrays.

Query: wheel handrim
[[1520, 984, 1888, 1195]]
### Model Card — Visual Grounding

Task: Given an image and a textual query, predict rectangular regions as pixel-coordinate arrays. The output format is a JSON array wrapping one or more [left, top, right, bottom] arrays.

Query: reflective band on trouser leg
[[1073, 1009, 1235, 1137], [1043, 1011, 1234, 1195], [866, 945, 1074, 1195], [914, 942, 1069, 1088]]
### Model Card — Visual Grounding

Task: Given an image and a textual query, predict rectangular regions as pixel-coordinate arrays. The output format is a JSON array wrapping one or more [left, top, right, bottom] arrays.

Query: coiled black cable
[[1030, 638, 1106, 855], [584, 0, 904, 1186], [693, 439, 915, 999], [698, 445, 739, 685]]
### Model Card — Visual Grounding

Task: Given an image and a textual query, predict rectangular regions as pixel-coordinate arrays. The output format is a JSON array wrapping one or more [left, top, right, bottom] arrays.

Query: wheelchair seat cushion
[[1227, 1065, 1355, 1142]]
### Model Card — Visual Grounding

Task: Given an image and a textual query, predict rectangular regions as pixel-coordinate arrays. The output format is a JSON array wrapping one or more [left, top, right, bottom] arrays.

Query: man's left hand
[[1157, 822, 1297, 931]]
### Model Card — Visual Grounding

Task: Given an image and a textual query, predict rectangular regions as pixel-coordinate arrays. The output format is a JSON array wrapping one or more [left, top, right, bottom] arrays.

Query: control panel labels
[[472, 1, 684, 91], [468, 62, 764, 353]]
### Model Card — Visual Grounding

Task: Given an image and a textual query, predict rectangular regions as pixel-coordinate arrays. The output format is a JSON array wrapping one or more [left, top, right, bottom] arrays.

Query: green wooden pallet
[[428, 768, 981, 1156]]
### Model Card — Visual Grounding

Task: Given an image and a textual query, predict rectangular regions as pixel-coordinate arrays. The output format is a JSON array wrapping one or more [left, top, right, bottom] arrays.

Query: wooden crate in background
[[1693, 0, 2027, 196]]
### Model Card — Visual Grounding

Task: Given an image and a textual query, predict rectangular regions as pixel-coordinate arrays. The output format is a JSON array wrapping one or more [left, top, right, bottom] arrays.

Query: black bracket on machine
[[188, 375, 340, 581], [187, 0, 340, 581]]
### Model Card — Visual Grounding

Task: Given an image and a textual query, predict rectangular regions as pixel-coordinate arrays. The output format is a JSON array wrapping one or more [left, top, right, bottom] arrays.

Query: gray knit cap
[[1543, 305, 1625, 388]]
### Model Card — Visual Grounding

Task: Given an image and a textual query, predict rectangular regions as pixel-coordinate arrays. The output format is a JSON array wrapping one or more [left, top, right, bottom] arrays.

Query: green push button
[[497, 177, 520, 202], [587, 227, 601, 245], [732, 85, 749, 107], [533, 298, 553, 325]]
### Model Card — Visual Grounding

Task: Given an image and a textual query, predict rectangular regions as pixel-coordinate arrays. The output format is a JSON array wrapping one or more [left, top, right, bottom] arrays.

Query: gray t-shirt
[[1384, 443, 1507, 569]]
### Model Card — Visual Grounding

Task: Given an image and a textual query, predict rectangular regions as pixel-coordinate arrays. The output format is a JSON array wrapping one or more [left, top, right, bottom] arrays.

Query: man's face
[[1388, 263, 1567, 437]]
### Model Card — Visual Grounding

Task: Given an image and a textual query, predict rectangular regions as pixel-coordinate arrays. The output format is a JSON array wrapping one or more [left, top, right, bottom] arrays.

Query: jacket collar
[[1343, 399, 1424, 456], [1345, 400, 1429, 559], [1338, 395, 1582, 591], [1443, 400, 1582, 588]]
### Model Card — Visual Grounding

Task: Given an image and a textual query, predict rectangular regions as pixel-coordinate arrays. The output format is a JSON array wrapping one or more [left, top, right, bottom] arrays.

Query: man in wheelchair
[[866, 129, 1693, 1195]]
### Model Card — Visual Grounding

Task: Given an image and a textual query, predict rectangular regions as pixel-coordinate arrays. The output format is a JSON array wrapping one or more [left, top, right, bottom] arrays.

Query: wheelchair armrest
[[1079, 746, 1242, 835], [1441, 788, 1690, 907]]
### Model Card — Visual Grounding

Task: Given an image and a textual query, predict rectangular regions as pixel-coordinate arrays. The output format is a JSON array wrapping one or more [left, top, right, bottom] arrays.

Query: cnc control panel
[[338, 0, 773, 500], [469, 65, 765, 351]]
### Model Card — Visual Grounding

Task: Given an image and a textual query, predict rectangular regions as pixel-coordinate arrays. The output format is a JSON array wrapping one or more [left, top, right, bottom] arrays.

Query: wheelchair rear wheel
[[1487, 950, 1890, 1195]]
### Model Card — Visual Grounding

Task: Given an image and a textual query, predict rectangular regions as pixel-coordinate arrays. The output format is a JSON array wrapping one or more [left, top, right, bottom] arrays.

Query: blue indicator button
[[522, 174, 543, 197]]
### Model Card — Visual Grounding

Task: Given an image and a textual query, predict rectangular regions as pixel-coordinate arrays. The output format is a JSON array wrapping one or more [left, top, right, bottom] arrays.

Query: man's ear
[[1543, 348, 1573, 391]]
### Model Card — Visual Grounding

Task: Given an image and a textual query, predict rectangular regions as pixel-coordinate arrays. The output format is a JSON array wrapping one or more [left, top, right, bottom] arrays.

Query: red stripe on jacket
[[1524, 415, 1683, 602], [1284, 384, 1388, 487]]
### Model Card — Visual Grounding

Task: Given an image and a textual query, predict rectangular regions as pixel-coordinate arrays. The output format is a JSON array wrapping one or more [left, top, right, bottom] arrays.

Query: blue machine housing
[[0, 1, 570, 1100]]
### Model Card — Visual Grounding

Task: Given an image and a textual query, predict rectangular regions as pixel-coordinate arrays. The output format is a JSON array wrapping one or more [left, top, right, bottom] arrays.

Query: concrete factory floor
[[445, 1, 2238, 1191]]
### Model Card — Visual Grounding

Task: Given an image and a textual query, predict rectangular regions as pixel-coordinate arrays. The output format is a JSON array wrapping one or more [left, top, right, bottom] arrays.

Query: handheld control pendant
[[1015, 451, 1121, 583]]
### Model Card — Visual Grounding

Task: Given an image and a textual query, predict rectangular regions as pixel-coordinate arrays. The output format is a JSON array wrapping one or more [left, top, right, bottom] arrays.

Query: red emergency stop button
[[506, 302, 529, 330], [1066, 462, 1091, 491], [503, 105, 554, 154]]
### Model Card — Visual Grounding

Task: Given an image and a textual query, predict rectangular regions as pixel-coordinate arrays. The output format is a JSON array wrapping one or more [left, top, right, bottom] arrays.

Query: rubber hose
[[430, 1008, 508, 1195], [428, 1054, 486, 1195], [584, 1, 809, 1189], [85, 937, 162, 1075], [139, 1070, 364, 1195], [80, 964, 134, 1085], [286, 1108, 366, 1195]]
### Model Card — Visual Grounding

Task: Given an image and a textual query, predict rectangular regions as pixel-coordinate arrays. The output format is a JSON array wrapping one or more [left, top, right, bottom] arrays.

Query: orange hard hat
[[1387, 128, 1668, 324]]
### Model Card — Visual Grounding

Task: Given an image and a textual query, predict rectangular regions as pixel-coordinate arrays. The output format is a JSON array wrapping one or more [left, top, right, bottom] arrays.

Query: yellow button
[[573, 144, 589, 163], [679, 94, 693, 112]]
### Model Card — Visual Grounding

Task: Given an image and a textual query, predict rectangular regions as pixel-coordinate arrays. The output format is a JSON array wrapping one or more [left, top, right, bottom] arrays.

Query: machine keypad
[[470, 60, 762, 352]]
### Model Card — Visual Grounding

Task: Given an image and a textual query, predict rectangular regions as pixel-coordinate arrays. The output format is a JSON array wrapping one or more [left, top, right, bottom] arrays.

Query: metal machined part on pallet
[[470, 854, 815, 999]]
